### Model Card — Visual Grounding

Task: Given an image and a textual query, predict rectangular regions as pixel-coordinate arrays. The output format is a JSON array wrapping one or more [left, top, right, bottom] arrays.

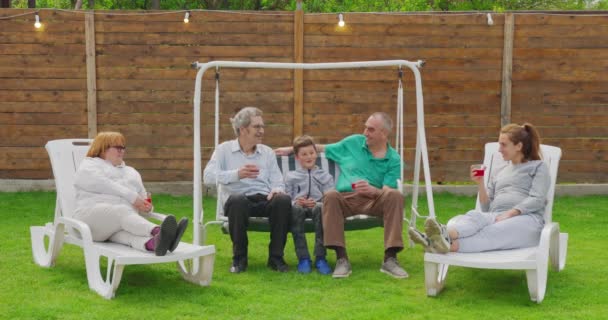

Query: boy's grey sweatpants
[[74, 203, 157, 252], [291, 203, 326, 260], [447, 210, 544, 253]]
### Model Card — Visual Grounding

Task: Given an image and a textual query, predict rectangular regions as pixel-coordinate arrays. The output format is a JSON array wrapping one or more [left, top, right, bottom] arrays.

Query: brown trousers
[[322, 188, 404, 250]]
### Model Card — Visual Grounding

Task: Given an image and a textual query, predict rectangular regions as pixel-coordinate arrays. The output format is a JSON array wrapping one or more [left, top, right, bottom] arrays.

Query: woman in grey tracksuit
[[411, 123, 551, 253]]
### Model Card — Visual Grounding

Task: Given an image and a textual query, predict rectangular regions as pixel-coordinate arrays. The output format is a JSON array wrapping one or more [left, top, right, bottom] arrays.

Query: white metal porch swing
[[190, 60, 437, 246]]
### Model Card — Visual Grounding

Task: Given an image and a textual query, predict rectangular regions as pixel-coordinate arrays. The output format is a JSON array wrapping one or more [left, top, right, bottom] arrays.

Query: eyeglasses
[[250, 124, 265, 131], [109, 145, 126, 151]]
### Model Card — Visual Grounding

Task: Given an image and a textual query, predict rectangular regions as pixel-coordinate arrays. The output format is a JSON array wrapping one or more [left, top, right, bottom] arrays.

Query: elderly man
[[276, 112, 407, 279], [204, 107, 291, 273]]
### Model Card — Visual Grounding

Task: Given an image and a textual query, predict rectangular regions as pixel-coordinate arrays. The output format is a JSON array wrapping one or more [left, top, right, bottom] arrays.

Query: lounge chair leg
[[424, 261, 447, 296], [30, 224, 65, 267], [178, 253, 215, 286], [526, 257, 548, 304], [551, 233, 568, 272], [83, 250, 124, 299], [525, 269, 542, 303]]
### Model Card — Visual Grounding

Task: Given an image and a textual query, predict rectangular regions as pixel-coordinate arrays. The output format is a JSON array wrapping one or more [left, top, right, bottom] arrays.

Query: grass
[[1, 191, 606, 319]]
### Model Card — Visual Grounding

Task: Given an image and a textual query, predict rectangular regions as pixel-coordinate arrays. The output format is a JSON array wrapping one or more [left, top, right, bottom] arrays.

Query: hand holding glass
[[350, 176, 365, 190], [472, 164, 485, 177]]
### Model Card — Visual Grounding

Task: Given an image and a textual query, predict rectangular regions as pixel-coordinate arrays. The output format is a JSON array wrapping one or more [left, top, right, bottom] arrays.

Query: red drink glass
[[472, 164, 485, 177]]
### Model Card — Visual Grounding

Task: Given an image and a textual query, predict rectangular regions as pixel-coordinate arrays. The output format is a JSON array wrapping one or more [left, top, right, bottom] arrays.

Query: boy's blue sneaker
[[315, 258, 332, 275], [297, 259, 312, 273]]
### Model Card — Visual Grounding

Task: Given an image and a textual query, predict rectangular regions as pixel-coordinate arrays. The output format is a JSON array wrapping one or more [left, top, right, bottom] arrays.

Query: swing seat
[[31, 139, 216, 299], [211, 153, 394, 233], [422, 143, 568, 303]]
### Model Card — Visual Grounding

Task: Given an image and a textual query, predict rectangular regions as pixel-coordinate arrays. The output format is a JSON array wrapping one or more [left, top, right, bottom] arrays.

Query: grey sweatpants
[[447, 210, 544, 253], [74, 203, 157, 252]]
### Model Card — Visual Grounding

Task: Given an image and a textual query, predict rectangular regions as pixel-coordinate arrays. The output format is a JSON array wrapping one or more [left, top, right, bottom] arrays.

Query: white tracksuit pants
[[74, 204, 157, 251], [447, 210, 544, 253]]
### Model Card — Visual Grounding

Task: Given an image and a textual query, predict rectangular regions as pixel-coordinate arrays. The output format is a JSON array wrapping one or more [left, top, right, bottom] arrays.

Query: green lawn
[[1, 192, 606, 319]]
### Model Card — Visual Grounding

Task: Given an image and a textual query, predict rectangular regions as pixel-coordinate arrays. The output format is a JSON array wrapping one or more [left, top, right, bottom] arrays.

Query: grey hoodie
[[285, 166, 335, 204]]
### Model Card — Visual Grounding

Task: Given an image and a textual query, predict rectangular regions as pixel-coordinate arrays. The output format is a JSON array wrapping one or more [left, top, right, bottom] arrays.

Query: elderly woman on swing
[[409, 123, 551, 253], [73, 132, 188, 256]]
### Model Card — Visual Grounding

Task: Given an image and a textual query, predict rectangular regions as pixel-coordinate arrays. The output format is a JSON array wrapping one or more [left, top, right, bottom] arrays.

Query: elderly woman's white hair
[[231, 107, 263, 137]]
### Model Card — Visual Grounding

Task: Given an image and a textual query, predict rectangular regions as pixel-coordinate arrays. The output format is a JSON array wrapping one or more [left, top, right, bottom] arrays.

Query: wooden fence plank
[[85, 12, 98, 138], [501, 13, 514, 126], [304, 23, 505, 37], [94, 21, 293, 34], [96, 44, 292, 57], [95, 33, 293, 46]]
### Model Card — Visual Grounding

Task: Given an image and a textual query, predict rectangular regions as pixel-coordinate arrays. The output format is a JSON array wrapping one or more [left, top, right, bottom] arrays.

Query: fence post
[[85, 12, 97, 138], [293, 0, 304, 138], [500, 12, 514, 127]]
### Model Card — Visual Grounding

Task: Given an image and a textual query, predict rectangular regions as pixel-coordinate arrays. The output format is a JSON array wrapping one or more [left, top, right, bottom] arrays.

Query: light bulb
[[487, 13, 494, 26], [184, 11, 190, 23], [338, 13, 345, 27], [34, 13, 41, 29]]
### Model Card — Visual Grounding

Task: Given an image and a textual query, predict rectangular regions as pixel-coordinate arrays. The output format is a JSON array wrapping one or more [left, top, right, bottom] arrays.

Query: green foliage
[[594, 0, 608, 9], [1, 191, 607, 319], [9, 0, 607, 10], [300, 0, 431, 12]]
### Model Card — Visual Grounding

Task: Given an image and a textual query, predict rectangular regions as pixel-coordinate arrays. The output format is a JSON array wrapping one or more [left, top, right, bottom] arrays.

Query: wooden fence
[[1, 9, 606, 183]]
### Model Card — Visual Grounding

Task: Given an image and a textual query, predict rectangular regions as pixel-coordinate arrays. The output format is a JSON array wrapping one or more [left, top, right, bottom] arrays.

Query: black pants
[[225, 193, 291, 260]]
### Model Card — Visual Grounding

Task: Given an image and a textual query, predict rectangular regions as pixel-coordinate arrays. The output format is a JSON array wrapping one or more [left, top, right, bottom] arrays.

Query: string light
[[338, 13, 345, 27], [183, 11, 190, 23], [34, 12, 41, 29], [487, 13, 494, 26]]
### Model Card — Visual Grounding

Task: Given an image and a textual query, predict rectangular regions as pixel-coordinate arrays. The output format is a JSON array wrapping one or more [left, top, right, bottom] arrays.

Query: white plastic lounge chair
[[208, 153, 402, 233], [30, 139, 216, 299], [423, 143, 568, 303]]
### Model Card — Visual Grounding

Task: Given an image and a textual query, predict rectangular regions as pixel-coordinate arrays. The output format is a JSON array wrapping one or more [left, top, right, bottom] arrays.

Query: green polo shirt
[[325, 134, 402, 192]]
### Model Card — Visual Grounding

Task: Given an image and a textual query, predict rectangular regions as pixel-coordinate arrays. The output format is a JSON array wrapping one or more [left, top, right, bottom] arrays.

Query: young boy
[[285, 135, 335, 274]]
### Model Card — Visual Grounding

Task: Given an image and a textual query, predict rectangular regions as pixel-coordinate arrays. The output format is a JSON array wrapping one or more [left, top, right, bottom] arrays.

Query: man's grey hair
[[231, 106, 263, 137], [371, 112, 393, 134]]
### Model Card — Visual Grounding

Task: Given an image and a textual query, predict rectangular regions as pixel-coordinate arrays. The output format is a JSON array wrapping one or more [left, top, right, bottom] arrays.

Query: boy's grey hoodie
[[285, 166, 335, 204]]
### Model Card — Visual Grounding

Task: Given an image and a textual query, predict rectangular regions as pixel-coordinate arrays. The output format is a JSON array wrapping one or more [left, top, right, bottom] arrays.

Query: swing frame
[[191, 60, 436, 245]]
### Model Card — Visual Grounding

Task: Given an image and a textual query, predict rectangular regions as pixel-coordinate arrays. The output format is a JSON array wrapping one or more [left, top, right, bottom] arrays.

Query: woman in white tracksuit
[[409, 123, 551, 253], [73, 132, 187, 256]]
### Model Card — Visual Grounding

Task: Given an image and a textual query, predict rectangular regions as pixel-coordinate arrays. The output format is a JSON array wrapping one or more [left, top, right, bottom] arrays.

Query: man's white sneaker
[[332, 258, 352, 278], [380, 257, 409, 279]]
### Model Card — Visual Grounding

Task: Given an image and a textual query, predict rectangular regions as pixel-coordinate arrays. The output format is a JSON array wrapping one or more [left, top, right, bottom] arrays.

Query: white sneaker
[[424, 218, 451, 254], [408, 227, 436, 253]]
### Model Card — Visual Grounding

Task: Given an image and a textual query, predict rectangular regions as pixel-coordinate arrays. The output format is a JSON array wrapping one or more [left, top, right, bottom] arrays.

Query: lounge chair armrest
[[56, 217, 94, 243], [539, 221, 567, 272], [537, 221, 561, 269], [146, 211, 168, 221]]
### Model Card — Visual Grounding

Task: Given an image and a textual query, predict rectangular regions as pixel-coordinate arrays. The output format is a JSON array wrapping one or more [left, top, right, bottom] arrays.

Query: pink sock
[[145, 237, 155, 251], [151, 226, 160, 236]]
